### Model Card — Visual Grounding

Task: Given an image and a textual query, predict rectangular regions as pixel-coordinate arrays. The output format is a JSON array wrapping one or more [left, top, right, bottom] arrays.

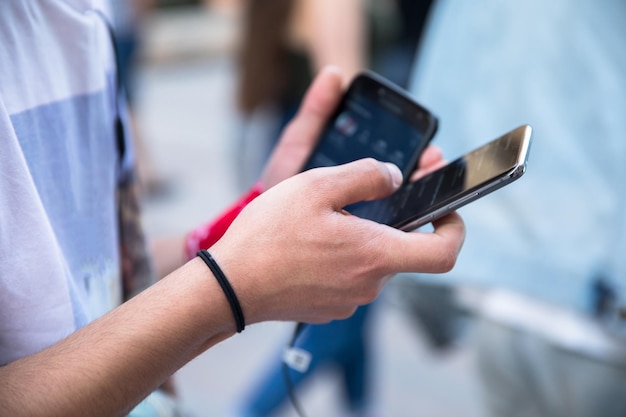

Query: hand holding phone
[[302, 71, 438, 179], [349, 125, 533, 231]]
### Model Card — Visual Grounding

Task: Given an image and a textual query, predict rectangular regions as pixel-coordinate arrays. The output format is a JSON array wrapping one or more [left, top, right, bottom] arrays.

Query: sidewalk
[[135, 6, 487, 417]]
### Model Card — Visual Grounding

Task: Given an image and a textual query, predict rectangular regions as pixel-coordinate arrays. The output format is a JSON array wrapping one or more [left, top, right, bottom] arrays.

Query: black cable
[[283, 322, 309, 417]]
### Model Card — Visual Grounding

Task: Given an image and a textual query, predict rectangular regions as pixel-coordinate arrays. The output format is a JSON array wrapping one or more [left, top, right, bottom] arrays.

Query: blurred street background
[[131, 1, 486, 416]]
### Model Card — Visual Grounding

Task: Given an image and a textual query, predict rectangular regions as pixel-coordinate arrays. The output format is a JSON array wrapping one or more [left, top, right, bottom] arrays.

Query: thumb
[[311, 158, 403, 210]]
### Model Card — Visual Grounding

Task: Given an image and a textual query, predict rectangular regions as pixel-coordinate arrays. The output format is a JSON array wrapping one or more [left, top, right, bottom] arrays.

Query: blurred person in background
[[235, 0, 435, 189], [408, 0, 626, 416], [110, 0, 168, 197], [234, 3, 370, 415], [367, 0, 434, 89], [110, 0, 154, 107], [232, 1, 436, 416], [235, 0, 367, 190]]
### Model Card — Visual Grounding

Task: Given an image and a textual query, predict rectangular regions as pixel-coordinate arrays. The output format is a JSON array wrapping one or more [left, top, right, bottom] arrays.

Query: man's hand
[[211, 158, 465, 325], [214, 66, 464, 327], [260, 66, 344, 190]]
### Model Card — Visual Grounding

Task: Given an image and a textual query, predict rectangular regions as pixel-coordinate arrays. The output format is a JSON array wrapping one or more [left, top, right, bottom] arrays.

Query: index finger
[[410, 145, 447, 182], [282, 66, 344, 150], [260, 66, 345, 188]]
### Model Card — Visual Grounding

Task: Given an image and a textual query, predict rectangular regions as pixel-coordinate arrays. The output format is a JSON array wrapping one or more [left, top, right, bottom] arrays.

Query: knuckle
[[438, 253, 457, 273], [335, 306, 358, 320], [361, 290, 379, 305], [360, 157, 380, 170], [360, 158, 385, 183], [356, 281, 383, 305], [303, 168, 332, 194]]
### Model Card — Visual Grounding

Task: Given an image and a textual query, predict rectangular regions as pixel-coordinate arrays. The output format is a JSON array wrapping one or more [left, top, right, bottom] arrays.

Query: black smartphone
[[302, 71, 438, 180], [348, 125, 533, 231]]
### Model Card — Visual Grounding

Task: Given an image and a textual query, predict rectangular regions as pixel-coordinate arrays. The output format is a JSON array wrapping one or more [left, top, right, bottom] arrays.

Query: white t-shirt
[[0, 1, 124, 364]]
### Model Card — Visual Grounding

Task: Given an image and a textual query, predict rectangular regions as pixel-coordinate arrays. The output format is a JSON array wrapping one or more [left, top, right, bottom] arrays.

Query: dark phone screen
[[348, 158, 468, 226], [349, 128, 527, 228], [302, 75, 435, 175]]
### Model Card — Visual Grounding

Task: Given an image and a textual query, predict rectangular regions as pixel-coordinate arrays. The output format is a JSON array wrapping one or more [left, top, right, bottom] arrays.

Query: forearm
[[302, 0, 367, 82], [0, 259, 233, 417]]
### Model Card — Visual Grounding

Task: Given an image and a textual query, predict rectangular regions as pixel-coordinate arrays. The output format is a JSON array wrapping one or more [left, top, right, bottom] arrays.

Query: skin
[[0, 67, 465, 417], [290, 0, 367, 83]]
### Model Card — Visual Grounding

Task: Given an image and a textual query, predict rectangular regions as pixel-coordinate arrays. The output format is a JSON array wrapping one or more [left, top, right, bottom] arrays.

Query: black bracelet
[[196, 250, 245, 333]]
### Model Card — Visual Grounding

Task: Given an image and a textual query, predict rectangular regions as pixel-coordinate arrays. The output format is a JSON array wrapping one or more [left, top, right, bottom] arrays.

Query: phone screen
[[302, 72, 437, 177], [349, 125, 533, 231]]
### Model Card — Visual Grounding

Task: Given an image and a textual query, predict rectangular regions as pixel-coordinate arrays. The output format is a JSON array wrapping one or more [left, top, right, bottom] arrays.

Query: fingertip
[[320, 65, 348, 87], [320, 64, 344, 78], [301, 66, 344, 117], [315, 65, 344, 90], [384, 162, 403, 188], [420, 145, 443, 166]]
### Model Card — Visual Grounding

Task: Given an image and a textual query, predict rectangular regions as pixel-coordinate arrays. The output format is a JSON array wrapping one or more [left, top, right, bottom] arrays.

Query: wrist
[[196, 249, 245, 333]]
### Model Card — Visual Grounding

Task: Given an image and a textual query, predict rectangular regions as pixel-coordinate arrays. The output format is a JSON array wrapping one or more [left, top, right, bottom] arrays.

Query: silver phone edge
[[398, 124, 533, 232]]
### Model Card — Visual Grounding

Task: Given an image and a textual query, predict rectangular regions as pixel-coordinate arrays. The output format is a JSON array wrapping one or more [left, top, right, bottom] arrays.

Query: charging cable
[[282, 322, 312, 417]]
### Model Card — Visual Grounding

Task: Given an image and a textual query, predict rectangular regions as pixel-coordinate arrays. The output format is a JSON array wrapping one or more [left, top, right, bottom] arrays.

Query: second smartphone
[[301, 71, 438, 179]]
